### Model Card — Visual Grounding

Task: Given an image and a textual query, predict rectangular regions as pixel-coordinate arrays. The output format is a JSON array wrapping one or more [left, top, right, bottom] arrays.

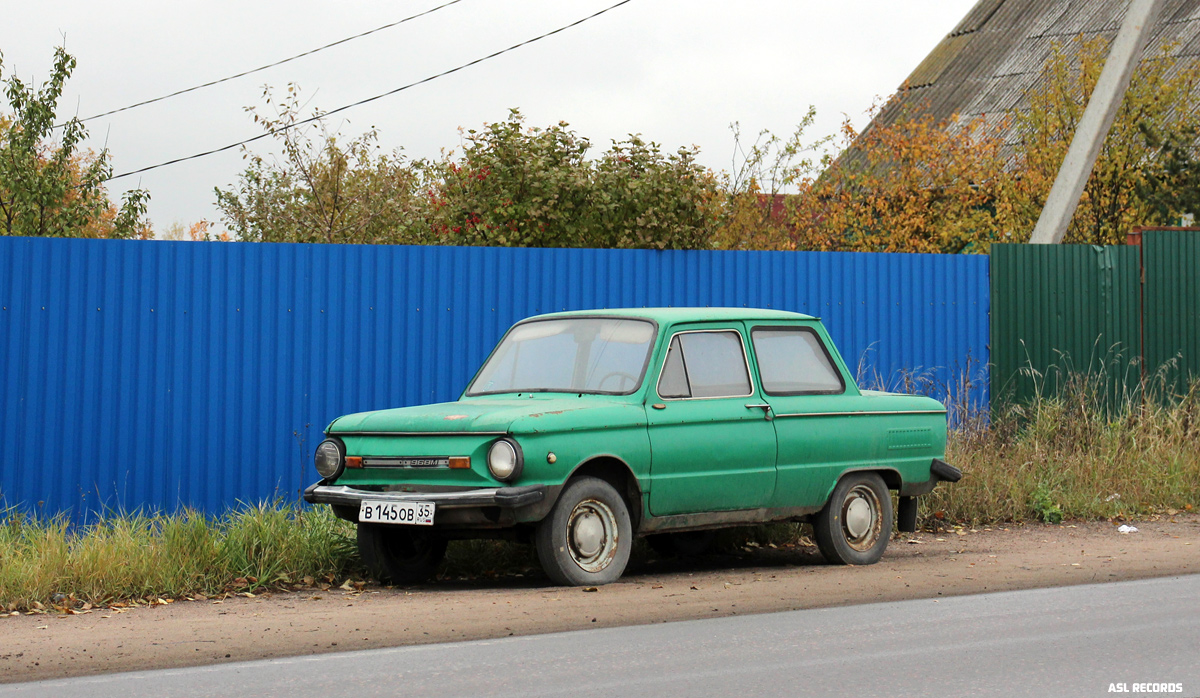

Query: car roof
[[526, 307, 817, 324]]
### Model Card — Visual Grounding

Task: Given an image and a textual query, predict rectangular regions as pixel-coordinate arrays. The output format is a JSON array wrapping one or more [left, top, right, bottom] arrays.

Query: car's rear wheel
[[535, 476, 632, 586], [813, 472, 892, 565], [646, 530, 717, 557], [357, 523, 447, 584]]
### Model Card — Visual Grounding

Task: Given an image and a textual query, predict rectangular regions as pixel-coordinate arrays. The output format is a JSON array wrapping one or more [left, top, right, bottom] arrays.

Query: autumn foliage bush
[[425, 109, 720, 250], [785, 37, 1200, 253], [7, 40, 1199, 250], [0, 48, 150, 239]]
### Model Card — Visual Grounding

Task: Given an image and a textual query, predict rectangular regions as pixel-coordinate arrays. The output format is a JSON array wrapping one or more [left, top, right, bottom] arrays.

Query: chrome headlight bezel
[[487, 438, 524, 482], [315, 438, 346, 480]]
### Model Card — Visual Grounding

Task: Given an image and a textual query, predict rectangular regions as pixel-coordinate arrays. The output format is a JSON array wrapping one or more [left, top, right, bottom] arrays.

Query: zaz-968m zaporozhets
[[305, 308, 961, 586]]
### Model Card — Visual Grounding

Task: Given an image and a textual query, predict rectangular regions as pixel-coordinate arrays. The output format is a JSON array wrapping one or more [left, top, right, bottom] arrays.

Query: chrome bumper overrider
[[303, 483, 546, 509]]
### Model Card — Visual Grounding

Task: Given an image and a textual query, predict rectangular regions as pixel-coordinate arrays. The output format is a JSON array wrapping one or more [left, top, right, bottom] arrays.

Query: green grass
[[0, 502, 358, 613], [3, 373, 1197, 612]]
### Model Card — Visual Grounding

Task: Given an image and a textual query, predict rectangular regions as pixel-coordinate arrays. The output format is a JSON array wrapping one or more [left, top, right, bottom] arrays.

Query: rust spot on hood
[[528, 410, 567, 418]]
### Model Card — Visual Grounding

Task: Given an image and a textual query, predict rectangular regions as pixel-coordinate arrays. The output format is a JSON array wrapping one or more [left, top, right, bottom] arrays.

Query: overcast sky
[[2, 1, 973, 231]]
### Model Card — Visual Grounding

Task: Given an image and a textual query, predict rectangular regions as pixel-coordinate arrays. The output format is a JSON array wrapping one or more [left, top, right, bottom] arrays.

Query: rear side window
[[751, 327, 845, 395], [657, 330, 753, 399]]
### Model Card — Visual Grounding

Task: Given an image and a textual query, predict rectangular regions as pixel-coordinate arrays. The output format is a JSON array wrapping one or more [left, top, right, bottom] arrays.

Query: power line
[[65, 0, 466, 126], [106, 0, 633, 182]]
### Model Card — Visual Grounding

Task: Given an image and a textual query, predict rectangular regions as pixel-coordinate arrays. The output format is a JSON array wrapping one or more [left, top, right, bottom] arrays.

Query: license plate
[[358, 501, 435, 526]]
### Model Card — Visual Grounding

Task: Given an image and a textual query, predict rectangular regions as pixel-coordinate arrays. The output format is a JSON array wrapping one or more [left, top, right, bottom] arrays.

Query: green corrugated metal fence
[[991, 230, 1200, 409], [990, 243, 1141, 409], [1143, 231, 1200, 394]]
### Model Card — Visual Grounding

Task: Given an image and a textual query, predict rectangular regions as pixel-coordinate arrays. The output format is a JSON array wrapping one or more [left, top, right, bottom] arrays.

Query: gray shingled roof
[[868, 0, 1200, 145]]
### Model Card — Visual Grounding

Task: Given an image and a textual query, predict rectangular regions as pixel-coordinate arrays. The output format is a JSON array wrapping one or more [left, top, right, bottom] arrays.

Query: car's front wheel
[[813, 472, 892, 565], [535, 476, 632, 586], [357, 523, 447, 584]]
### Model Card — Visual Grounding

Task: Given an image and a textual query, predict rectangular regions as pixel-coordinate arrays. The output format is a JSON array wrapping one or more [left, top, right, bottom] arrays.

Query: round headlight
[[315, 439, 345, 479], [487, 439, 523, 481]]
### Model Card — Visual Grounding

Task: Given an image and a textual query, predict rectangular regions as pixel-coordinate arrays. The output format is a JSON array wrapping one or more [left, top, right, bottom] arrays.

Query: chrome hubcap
[[845, 497, 872, 539], [841, 484, 882, 552], [567, 499, 619, 573], [572, 512, 604, 558]]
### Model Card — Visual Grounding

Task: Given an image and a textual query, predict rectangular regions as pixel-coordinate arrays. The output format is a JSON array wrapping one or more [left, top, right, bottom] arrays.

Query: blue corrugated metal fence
[[0, 238, 989, 517]]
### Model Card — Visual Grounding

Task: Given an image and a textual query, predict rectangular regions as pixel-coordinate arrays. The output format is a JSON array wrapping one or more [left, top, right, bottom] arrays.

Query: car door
[[646, 324, 777, 516], [747, 323, 875, 509]]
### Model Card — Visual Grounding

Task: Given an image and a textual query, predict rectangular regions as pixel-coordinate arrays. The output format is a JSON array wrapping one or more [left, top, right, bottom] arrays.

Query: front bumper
[[303, 482, 547, 509]]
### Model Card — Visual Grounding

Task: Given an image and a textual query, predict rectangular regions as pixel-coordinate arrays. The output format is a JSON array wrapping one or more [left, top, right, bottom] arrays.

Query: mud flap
[[931, 459, 962, 483]]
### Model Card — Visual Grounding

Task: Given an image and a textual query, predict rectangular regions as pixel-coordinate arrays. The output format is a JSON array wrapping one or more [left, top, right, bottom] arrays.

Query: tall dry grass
[[927, 370, 1200, 524]]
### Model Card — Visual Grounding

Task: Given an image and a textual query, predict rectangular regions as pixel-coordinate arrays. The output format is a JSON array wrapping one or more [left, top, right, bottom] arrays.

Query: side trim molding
[[330, 431, 508, 437], [773, 410, 947, 419]]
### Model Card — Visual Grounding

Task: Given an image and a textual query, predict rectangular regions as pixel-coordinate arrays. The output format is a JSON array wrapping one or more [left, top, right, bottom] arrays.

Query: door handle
[[745, 403, 773, 421]]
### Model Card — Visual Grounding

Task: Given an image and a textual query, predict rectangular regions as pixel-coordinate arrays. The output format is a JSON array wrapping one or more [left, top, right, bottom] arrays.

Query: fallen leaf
[[582, 587, 598, 593]]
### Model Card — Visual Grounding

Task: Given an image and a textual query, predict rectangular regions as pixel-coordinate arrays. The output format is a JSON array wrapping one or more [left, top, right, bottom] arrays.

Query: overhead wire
[[62, 0, 466, 126], [106, 0, 634, 182]]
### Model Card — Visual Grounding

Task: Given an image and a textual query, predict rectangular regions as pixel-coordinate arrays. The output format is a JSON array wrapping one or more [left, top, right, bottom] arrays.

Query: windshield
[[467, 318, 657, 395]]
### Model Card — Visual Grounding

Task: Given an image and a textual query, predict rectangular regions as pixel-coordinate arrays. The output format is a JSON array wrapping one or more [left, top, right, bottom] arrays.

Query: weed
[[1030, 485, 1064, 524]]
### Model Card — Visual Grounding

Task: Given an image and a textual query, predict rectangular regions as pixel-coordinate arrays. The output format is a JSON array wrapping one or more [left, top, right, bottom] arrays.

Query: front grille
[[362, 457, 449, 469]]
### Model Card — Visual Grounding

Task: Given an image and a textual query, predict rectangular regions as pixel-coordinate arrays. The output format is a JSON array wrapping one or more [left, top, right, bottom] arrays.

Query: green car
[[304, 308, 961, 586]]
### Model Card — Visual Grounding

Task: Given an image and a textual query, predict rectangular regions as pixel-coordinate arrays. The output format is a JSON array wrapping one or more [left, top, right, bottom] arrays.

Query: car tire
[[535, 476, 632, 586], [357, 523, 447, 584], [813, 472, 892, 566], [646, 530, 716, 558]]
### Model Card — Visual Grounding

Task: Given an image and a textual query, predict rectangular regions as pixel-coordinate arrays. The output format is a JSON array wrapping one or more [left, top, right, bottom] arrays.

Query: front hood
[[327, 395, 646, 435]]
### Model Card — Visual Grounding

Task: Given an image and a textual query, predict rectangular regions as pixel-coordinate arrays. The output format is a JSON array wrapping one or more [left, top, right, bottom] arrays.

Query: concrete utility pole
[[1029, 0, 1165, 244]]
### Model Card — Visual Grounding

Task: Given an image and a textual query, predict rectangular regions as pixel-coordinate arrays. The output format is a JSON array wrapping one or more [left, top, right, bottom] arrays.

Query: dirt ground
[[3, 515, 1199, 685]]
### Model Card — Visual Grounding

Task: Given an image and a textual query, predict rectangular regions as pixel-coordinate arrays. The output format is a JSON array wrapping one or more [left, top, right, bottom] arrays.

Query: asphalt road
[[4, 575, 1198, 698]]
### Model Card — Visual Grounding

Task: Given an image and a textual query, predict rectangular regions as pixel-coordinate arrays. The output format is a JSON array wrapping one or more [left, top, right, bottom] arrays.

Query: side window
[[657, 330, 753, 399], [658, 336, 691, 398], [751, 327, 845, 395]]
